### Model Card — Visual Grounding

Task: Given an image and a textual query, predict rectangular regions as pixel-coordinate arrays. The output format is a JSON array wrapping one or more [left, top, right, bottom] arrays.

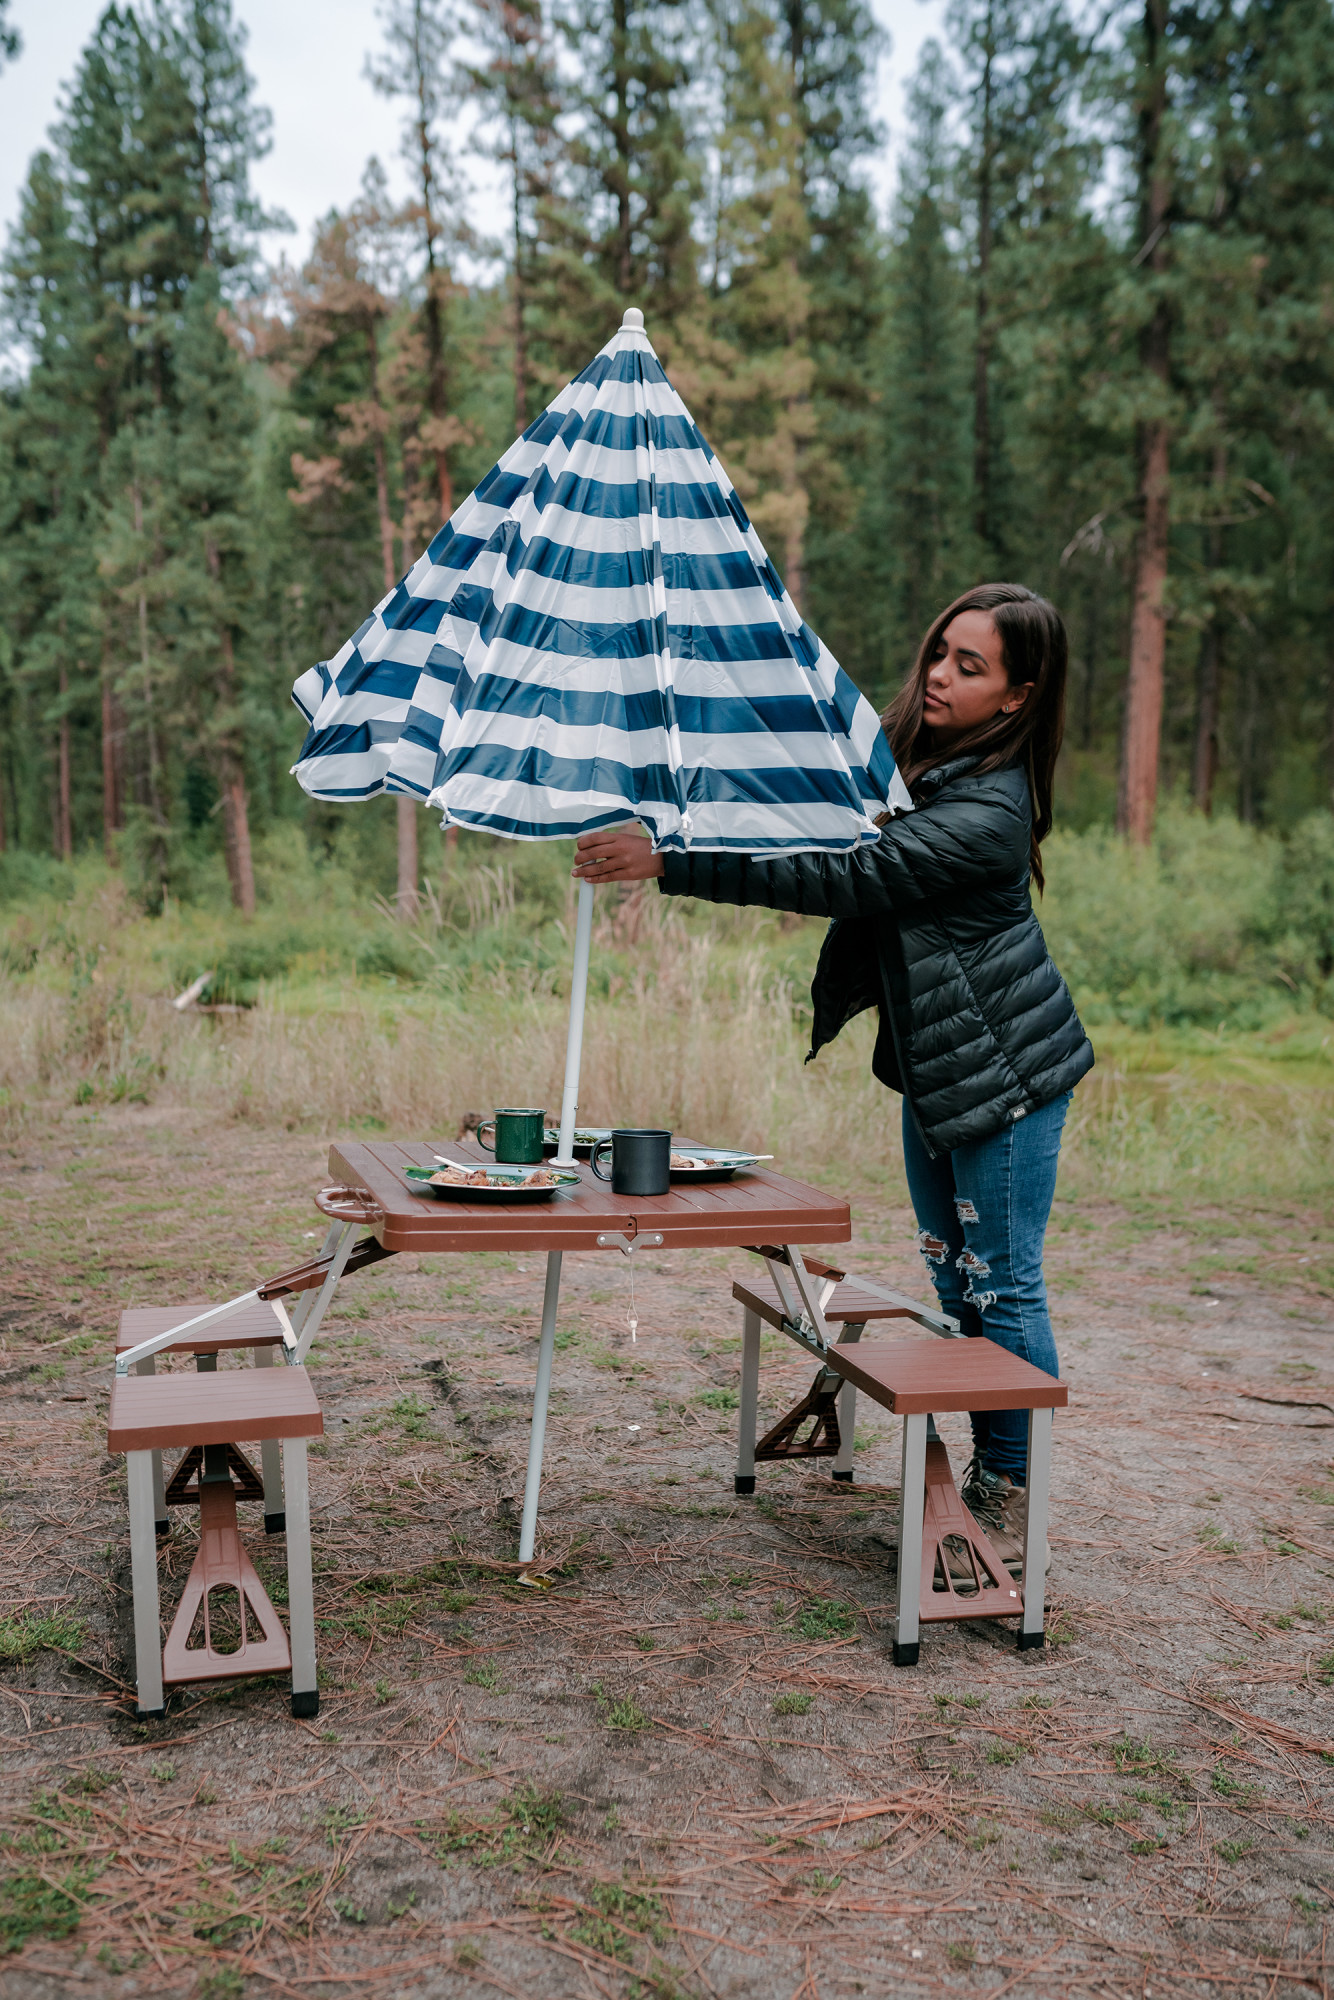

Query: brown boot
[[965, 1467, 1051, 1578]]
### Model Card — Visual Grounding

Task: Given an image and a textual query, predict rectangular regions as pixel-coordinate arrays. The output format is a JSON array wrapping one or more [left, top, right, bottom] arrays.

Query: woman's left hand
[[572, 828, 665, 881]]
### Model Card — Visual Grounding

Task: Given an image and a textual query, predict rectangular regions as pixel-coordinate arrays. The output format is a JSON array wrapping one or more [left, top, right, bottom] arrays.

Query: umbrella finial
[[621, 307, 645, 332]]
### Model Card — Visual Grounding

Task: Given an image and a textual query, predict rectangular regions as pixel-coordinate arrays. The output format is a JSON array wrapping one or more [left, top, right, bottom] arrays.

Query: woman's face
[[921, 609, 1030, 744]]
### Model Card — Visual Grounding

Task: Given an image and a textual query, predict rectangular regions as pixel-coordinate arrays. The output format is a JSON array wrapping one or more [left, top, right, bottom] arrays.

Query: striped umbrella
[[291, 308, 911, 1570], [291, 308, 908, 1159]]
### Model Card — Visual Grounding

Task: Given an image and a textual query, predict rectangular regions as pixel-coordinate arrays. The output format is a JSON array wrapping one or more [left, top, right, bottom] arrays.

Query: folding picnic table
[[319, 1139, 852, 1562]]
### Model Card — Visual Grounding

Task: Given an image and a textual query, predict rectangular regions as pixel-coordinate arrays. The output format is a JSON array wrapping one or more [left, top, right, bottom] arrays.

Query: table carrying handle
[[314, 1185, 383, 1226]]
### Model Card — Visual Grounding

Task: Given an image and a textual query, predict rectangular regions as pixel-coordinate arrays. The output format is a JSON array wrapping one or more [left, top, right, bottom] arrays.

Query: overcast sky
[[0, 0, 948, 279]]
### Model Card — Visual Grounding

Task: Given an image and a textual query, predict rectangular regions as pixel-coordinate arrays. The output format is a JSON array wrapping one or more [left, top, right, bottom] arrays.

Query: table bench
[[733, 1249, 1067, 1660]]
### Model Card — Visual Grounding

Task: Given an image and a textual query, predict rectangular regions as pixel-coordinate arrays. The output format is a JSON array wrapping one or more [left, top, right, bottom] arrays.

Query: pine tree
[[779, 0, 886, 666], [530, 0, 700, 378], [876, 42, 974, 670], [367, 0, 464, 523], [462, 0, 561, 430], [169, 270, 260, 910], [1116, 0, 1174, 842], [156, 0, 284, 275], [679, 0, 815, 605]]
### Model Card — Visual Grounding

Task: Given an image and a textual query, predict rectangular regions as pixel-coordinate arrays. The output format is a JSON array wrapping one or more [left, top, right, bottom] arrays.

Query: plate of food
[[541, 1126, 611, 1159], [669, 1147, 770, 1183], [404, 1162, 581, 1204]]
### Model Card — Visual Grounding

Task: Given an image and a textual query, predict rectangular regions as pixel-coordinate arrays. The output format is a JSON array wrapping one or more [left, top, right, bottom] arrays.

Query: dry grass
[[3, 859, 1334, 1210]]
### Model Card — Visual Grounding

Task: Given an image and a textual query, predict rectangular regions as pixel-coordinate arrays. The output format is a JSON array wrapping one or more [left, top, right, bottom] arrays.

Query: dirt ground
[[2, 1101, 1334, 2000]]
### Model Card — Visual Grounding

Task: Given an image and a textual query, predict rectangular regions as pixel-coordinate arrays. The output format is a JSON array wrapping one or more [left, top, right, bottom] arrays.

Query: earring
[[1001, 705, 1011, 714]]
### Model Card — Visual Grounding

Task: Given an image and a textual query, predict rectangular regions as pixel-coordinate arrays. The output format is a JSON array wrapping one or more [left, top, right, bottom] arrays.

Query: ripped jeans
[[901, 1091, 1069, 1482]]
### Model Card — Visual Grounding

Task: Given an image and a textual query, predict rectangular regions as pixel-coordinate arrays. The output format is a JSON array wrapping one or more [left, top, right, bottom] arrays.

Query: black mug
[[590, 1128, 671, 1197]]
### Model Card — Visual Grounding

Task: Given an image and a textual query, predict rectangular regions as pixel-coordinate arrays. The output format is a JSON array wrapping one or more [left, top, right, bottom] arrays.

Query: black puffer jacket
[[658, 756, 1093, 1156]]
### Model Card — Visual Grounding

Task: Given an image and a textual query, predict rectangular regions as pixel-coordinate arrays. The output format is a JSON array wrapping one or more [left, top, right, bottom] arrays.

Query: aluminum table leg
[[1018, 1405, 1053, 1650], [282, 1437, 318, 1717], [133, 1355, 170, 1536], [518, 1251, 563, 1566], [831, 1321, 865, 1483], [254, 1344, 286, 1532], [893, 1413, 928, 1666], [734, 1305, 761, 1495], [127, 1450, 165, 1717]]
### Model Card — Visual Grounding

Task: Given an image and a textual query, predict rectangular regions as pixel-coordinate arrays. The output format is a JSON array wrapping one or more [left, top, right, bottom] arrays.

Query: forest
[[0, 0, 1332, 917]]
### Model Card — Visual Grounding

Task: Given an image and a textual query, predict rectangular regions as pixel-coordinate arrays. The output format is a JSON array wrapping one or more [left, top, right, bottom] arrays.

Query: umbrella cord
[[628, 1259, 638, 1344]]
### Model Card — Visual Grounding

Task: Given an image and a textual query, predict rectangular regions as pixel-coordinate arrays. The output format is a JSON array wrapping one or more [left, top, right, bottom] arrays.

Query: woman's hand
[[572, 827, 665, 882]]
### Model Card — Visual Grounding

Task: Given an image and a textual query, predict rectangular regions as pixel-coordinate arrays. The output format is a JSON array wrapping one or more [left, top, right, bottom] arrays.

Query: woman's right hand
[[572, 828, 665, 882]]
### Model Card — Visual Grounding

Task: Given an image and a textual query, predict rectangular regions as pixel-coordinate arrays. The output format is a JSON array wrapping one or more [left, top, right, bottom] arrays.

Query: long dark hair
[[882, 582, 1068, 891]]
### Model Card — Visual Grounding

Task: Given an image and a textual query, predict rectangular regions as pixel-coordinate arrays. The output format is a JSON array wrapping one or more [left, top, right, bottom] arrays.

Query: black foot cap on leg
[[831, 1469, 853, 1483], [291, 1690, 319, 1719], [892, 1640, 920, 1667], [136, 1706, 167, 1721], [1017, 1628, 1045, 1651], [154, 1520, 170, 1538], [264, 1511, 286, 1535], [734, 1475, 755, 1496]]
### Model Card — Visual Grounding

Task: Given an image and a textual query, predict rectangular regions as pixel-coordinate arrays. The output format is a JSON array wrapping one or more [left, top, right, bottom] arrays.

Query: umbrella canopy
[[291, 309, 909, 852]]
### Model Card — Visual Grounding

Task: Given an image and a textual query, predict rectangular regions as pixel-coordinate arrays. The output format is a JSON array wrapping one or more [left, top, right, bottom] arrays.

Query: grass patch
[[696, 1386, 739, 1411], [0, 1868, 96, 1953], [418, 1785, 565, 1870], [0, 1610, 86, 1663], [794, 1598, 856, 1642], [773, 1692, 813, 1716], [606, 1697, 649, 1732], [569, 1878, 667, 1962]]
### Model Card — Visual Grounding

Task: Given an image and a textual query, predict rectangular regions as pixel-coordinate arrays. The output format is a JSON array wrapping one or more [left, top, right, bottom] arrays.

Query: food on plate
[[670, 1152, 723, 1169], [429, 1166, 557, 1188]]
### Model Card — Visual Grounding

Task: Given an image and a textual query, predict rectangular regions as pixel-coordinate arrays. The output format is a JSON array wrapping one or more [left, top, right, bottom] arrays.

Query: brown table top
[[326, 1139, 851, 1256]]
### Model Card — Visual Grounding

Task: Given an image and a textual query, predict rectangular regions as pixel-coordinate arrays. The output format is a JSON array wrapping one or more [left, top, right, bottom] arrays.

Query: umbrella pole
[[517, 880, 591, 1574], [551, 878, 595, 1168]]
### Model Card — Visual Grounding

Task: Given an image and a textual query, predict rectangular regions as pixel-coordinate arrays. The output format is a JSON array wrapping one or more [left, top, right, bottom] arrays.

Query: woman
[[572, 582, 1094, 1571]]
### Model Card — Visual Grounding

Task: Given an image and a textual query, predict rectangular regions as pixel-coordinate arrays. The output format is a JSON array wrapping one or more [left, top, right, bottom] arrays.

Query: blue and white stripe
[[291, 311, 909, 852]]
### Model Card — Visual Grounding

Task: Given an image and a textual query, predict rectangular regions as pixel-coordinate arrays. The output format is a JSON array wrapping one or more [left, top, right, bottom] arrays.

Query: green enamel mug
[[477, 1107, 546, 1165]]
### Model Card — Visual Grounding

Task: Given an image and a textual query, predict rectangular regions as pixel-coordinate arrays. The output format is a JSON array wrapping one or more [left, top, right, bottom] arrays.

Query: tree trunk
[[1080, 572, 1101, 751], [132, 482, 166, 831], [972, 2, 995, 557], [397, 797, 420, 919], [1116, 0, 1172, 846], [613, 0, 633, 292], [367, 323, 398, 596], [1191, 625, 1221, 813], [512, 113, 529, 435], [216, 627, 256, 916], [412, 2, 454, 523], [56, 663, 73, 862], [1236, 650, 1258, 822], [101, 649, 122, 862], [1191, 436, 1226, 814], [1118, 422, 1170, 842], [365, 326, 420, 923]]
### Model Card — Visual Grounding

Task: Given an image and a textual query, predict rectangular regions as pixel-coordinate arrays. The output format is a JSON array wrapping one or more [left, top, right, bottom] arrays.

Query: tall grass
[[2, 810, 1332, 1205]]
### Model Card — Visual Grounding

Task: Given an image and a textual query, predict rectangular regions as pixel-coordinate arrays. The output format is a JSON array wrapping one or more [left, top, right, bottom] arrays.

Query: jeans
[[901, 1091, 1069, 1482]]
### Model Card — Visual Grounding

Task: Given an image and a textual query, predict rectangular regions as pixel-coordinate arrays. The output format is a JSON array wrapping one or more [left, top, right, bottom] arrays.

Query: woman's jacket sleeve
[[657, 775, 1031, 918]]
